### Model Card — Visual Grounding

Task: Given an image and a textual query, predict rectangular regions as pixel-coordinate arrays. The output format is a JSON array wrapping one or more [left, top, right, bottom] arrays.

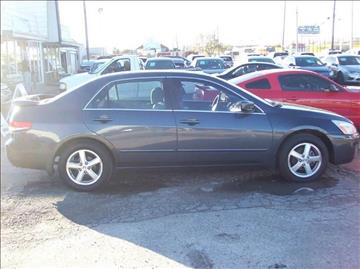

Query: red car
[[230, 69, 360, 128]]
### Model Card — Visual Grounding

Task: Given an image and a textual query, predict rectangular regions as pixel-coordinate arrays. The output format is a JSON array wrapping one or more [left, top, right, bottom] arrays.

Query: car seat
[[151, 87, 165, 109]]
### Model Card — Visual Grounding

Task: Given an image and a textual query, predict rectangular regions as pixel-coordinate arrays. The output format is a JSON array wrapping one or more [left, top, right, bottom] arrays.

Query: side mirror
[[289, 63, 296, 68], [230, 100, 255, 113], [332, 63, 338, 67]]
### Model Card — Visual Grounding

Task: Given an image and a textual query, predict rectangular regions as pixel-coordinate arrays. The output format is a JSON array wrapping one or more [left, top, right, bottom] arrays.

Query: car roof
[[194, 57, 223, 61], [146, 57, 174, 61], [230, 68, 321, 84]]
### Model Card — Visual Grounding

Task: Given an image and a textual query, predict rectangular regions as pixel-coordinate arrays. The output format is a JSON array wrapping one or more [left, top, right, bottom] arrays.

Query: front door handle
[[93, 115, 112, 123], [179, 118, 200, 126]]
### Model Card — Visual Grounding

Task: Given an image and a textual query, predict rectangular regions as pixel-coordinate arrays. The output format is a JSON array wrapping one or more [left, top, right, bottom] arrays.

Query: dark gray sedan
[[6, 71, 359, 191]]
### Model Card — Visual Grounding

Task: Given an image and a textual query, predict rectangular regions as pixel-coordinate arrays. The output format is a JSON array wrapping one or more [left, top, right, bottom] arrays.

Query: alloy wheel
[[287, 142, 322, 178], [66, 149, 103, 186]]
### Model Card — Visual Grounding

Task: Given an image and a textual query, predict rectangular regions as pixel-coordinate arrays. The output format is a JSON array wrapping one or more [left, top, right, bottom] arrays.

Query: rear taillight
[[9, 121, 32, 131]]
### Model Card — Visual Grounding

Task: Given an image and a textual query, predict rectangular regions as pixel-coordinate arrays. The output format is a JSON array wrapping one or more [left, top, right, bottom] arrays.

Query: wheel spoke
[[290, 151, 302, 160], [87, 169, 98, 180], [76, 170, 85, 182], [78, 150, 87, 164], [303, 144, 311, 158], [304, 163, 312, 175], [291, 161, 303, 172], [308, 156, 321, 162], [67, 162, 82, 170], [87, 157, 101, 167]]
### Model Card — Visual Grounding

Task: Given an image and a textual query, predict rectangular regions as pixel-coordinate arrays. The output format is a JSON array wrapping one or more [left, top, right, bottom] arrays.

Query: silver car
[[323, 55, 360, 85]]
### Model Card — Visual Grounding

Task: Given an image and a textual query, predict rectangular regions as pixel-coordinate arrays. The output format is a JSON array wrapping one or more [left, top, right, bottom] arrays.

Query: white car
[[59, 55, 143, 91]]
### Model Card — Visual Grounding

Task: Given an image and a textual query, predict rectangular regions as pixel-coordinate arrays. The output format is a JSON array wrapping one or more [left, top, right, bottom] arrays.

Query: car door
[[166, 77, 273, 165], [278, 73, 352, 118], [83, 77, 177, 166]]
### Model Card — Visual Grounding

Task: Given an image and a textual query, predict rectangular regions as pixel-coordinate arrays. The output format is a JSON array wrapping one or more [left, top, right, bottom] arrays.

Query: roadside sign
[[297, 25, 320, 35]]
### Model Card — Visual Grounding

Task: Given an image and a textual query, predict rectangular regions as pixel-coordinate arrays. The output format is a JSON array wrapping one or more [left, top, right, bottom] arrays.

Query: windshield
[[196, 59, 225, 69], [89, 61, 106, 73], [338, 56, 360, 65], [295, 57, 324, 67]]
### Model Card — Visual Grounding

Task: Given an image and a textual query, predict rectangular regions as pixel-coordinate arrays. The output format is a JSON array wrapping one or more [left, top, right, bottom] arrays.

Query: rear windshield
[[146, 60, 175, 69], [196, 59, 225, 69]]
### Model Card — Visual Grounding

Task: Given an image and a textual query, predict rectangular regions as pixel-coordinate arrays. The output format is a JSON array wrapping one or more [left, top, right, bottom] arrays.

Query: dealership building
[[1, 1, 81, 91]]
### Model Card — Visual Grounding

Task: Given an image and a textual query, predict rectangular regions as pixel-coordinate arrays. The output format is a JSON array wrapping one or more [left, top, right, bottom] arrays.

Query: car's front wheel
[[58, 141, 113, 191], [278, 134, 329, 182]]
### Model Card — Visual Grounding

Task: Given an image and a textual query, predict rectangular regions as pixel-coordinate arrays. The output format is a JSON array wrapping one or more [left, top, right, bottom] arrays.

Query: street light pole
[[83, 0, 90, 61], [331, 0, 336, 50], [282, 0, 287, 50], [350, 0, 354, 49]]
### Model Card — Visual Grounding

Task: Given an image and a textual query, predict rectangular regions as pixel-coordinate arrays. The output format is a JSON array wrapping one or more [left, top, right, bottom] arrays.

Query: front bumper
[[330, 133, 359, 165]]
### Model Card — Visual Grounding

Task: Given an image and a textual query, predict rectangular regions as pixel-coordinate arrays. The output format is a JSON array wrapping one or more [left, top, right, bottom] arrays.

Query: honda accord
[[6, 71, 359, 191]]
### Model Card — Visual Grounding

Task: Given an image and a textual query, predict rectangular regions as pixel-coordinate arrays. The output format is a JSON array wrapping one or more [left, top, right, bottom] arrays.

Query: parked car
[[6, 71, 358, 191], [191, 57, 226, 74], [217, 62, 282, 80], [268, 51, 289, 58], [219, 55, 234, 68], [282, 55, 332, 78], [230, 69, 360, 128], [145, 58, 176, 70], [344, 49, 360, 56], [247, 56, 275, 64], [167, 56, 191, 69], [59, 55, 143, 91], [300, 52, 315, 56], [322, 55, 360, 85], [187, 54, 205, 62]]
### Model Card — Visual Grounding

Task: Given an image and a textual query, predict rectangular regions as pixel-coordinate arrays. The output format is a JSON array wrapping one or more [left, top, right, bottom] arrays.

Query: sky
[[58, 1, 360, 51]]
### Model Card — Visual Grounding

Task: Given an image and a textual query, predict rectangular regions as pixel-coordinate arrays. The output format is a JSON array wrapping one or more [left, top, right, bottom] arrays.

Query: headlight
[[332, 120, 357, 135], [59, 82, 67, 91]]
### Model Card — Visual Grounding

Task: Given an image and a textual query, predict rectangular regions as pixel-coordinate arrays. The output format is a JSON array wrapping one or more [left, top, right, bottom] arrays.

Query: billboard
[[297, 25, 320, 35]]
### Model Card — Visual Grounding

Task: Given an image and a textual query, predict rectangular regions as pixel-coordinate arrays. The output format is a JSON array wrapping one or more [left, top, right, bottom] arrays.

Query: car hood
[[59, 72, 97, 90], [278, 101, 344, 118], [300, 66, 330, 73], [341, 65, 360, 73]]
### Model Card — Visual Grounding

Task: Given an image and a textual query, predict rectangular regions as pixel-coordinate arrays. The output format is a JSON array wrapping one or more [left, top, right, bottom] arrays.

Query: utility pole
[[83, 0, 90, 60], [296, 8, 299, 53], [331, 0, 336, 50], [281, 0, 287, 50], [350, 0, 354, 49]]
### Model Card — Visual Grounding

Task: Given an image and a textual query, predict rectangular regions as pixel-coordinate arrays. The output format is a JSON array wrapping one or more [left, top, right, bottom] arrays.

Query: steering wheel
[[211, 93, 220, 111]]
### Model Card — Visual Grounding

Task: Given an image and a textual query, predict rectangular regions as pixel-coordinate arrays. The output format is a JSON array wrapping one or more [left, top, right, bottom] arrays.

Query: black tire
[[336, 72, 344, 85], [278, 134, 329, 182], [58, 140, 113, 191]]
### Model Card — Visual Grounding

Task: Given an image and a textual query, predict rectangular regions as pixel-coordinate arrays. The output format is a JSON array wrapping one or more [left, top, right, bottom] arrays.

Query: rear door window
[[245, 79, 271, 89]]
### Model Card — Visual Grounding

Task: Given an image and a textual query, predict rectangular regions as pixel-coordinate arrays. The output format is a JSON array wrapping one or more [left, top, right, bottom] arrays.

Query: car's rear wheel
[[278, 134, 329, 182], [58, 141, 113, 191]]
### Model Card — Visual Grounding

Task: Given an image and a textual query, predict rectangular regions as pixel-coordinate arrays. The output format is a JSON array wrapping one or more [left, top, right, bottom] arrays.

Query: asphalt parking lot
[[1, 142, 359, 269]]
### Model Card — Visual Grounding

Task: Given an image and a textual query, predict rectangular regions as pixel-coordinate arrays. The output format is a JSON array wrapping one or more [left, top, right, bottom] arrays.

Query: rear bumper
[[330, 133, 359, 165], [5, 132, 55, 172]]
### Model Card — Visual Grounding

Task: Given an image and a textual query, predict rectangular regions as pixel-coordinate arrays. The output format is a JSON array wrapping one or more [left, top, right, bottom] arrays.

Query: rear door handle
[[93, 115, 112, 123], [179, 118, 200, 126]]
